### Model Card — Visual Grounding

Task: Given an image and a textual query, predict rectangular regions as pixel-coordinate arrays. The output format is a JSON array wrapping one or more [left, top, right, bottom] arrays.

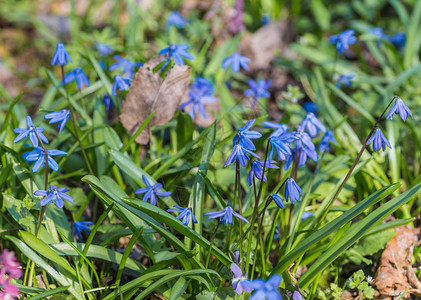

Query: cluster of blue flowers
[[365, 96, 412, 152], [330, 28, 406, 88], [11, 43, 108, 240], [133, 174, 248, 227]]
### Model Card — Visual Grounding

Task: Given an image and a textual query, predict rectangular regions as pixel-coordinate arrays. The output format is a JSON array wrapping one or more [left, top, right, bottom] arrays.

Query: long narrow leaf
[[271, 183, 400, 275], [298, 182, 421, 288]]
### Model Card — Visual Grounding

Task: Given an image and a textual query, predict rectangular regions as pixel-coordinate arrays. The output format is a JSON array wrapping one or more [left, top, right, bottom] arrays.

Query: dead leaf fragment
[[374, 225, 421, 299], [238, 20, 291, 70], [120, 59, 191, 144]]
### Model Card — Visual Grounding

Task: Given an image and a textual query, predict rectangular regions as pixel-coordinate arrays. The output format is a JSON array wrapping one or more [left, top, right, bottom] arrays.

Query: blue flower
[[205, 205, 249, 225], [388, 32, 405, 49], [293, 290, 304, 300], [103, 94, 113, 111], [319, 130, 337, 152], [62, 68, 90, 90], [166, 11, 188, 29], [95, 42, 113, 56], [285, 178, 303, 204], [159, 44, 194, 66], [271, 193, 285, 209], [268, 131, 296, 161], [191, 77, 214, 95], [167, 206, 197, 225], [336, 74, 355, 88], [231, 263, 253, 295], [242, 274, 283, 300], [73, 221, 94, 241], [329, 30, 357, 54], [370, 27, 387, 41], [298, 113, 326, 137], [261, 15, 270, 26], [109, 55, 143, 78], [44, 110, 70, 134], [261, 121, 288, 137], [233, 119, 262, 151], [303, 102, 319, 113], [367, 128, 391, 152], [294, 131, 316, 152], [222, 52, 250, 73], [112, 75, 132, 96], [273, 226, 280, 241], [51, 43, 73, 66], [179, 77, 217, 119], [23, 147, 67, 172], [386, 97, 412, 122], [284, 146, 318, 171], [225, 144, 259, 167], [135, 175, 172, 206], [248, 160, 278, 186], [244, 79, 271, 106], [301, 211, 313, 221], [34, 186, 74, 209], [13, 116, 48, 148]]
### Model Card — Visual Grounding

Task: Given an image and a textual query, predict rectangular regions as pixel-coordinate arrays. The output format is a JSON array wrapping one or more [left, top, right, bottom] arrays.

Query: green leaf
[[190, 123, 216, 258], [169, 277, 188, 300], [5, 235, 83, 300], [133, 269, 221, 300], [311, 0, 330, 30], [109, 150, 178, 208], [93, 98, 108, 175], [1, 92, 23, 133], [103, 269, 219, 300], [152, 124, 212, 178], [176, 112, 194, 150], [327, 83, 375, 124], [271, 183, 400, 275], [19, 231, 81, 281], [50, 242, 145, 273], [28, 286, 70, 300], [115, 227, 144, 285], [120, 197, 232, 267], [298, 182, 421, 288]]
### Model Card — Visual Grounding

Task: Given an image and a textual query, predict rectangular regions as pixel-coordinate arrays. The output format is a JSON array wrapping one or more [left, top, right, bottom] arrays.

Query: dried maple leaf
[[120, 58, 191, 144]]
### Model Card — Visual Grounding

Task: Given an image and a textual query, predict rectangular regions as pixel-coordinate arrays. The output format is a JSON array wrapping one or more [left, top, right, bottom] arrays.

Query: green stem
[[34, 130, 50, 237], [205, 223, 220, 269], [331, 49, 338, 81], [60, 65, 94, 175], [245, 140, 270, 277], [250, 178, 288, 278], [78, 89, 88, 125], [245, 177, 258, 277], [286, 149, 327, 253], [236, 161, 243, 260], [29, 130, 50, 287]]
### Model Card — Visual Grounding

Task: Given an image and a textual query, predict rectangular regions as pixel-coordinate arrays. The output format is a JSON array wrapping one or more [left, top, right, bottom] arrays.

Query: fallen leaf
[[374, 225, 421, 299], [120, 58, 191, 144], [238, 20, 292, 70]]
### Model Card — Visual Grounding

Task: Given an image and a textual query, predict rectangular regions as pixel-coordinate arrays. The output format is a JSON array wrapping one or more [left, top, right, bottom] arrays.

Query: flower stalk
[[60, 65, 94, 175]]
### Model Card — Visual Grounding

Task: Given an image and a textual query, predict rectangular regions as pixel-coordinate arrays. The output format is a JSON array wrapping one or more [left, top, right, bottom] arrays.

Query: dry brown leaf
[[374, 225, 421, 299], [120, 58, 191, 144], [238, 20, 291, 70]]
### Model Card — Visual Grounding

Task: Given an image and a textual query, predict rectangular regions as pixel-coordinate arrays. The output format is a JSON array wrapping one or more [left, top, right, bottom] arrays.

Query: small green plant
[[348, 270, 375, 299]]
